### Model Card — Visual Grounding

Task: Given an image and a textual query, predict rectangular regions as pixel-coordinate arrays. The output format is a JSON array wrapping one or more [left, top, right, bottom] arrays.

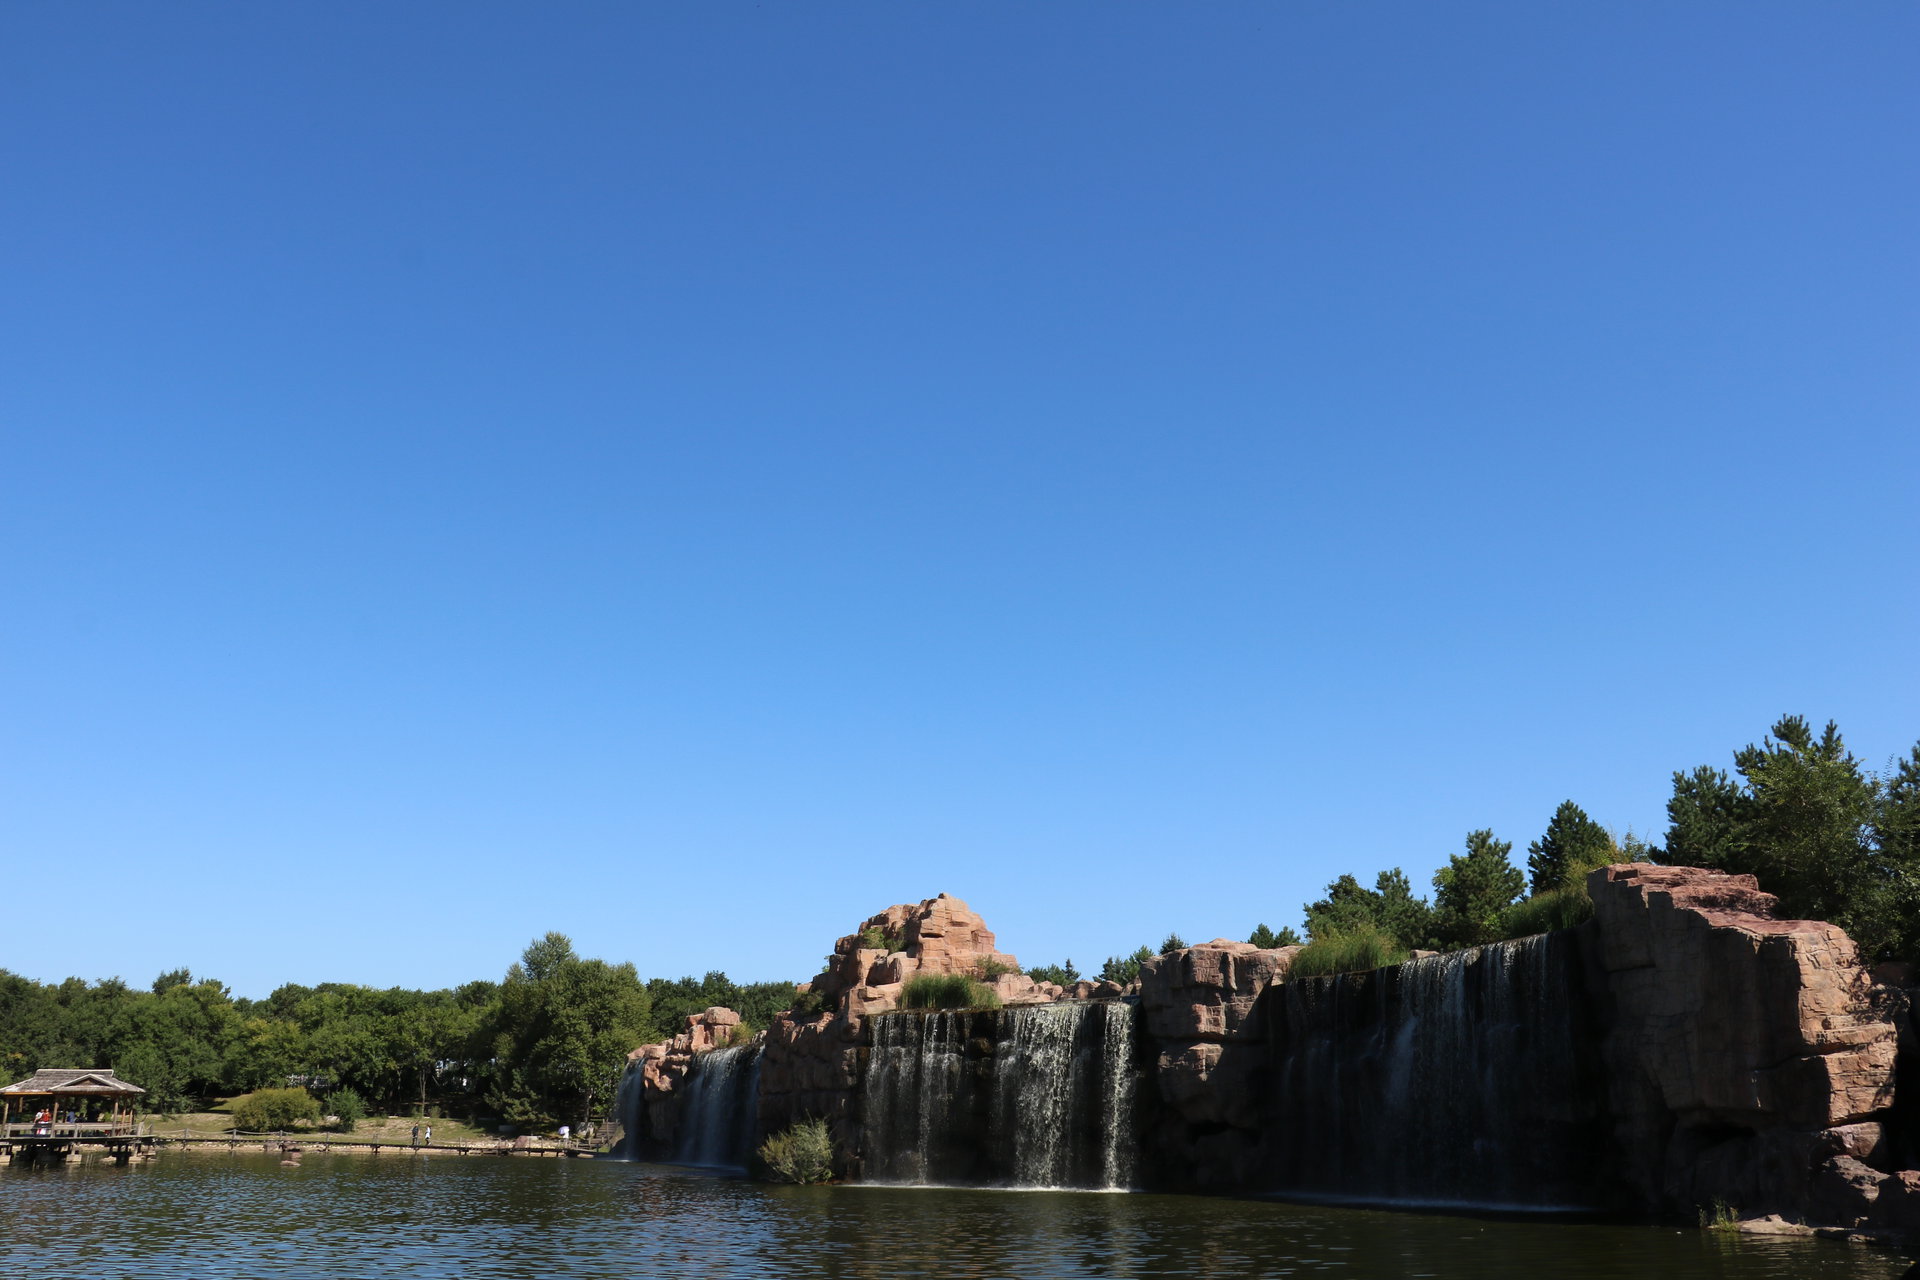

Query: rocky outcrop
[[1589, 864, 1904, 1228], [624, 1006, 750, 1153], [798, 893, 1032, 1018], [1137, 938, 1299, 1189]]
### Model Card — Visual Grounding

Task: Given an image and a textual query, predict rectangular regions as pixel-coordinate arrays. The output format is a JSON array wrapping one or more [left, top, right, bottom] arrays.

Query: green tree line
[[0, 933, 795, 1128], [1258, 715, 1920, 974]]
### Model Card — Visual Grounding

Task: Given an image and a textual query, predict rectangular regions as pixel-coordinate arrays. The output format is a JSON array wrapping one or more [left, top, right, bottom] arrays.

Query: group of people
[[27, 1107, 101, 1135], [409, 1124, 434, 1146]]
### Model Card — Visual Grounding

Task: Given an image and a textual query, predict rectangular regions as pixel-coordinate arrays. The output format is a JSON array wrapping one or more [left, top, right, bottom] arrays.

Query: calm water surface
[[1, 1152, 1914, 1280]]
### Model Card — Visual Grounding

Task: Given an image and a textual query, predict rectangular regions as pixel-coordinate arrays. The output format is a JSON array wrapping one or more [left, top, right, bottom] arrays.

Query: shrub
[[1287, 925, 1408, 979], [856, 924, 903, 952], [901, 973, 1000, 1010], [788, 986, 828, 1018], [974, 955, 1017, 980], [1160, 933, 1188, 954], [326, 1087, 367, 1132], [758, 1117, 835, 1184], [1497, 886, 1594, 939], [726, 1022, 755, 1048], [229, 1086, 321, 1133]]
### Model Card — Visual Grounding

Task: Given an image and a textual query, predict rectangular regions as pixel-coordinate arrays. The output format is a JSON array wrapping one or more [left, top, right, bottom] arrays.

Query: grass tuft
[[901, 973, 1001, 1010], [1287, 925, 1408, 979]]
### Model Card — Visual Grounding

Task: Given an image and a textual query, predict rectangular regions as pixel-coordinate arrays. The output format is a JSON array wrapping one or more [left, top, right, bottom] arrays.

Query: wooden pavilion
[[1, 1068, 151, 1163]]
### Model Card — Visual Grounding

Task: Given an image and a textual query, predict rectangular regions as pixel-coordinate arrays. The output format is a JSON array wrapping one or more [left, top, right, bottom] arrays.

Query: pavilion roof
[[0, 1068, 146, 1097]]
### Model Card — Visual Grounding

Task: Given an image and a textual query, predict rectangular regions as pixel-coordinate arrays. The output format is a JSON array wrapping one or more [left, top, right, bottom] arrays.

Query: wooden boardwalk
[[1, 1132, 157, 1165], [154, 1136, 602, 1159]]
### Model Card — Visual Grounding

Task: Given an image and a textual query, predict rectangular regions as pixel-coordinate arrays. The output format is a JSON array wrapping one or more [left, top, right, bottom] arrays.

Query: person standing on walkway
[[424, 1125, 432, 1145], [411, 1124, 420, 1146]]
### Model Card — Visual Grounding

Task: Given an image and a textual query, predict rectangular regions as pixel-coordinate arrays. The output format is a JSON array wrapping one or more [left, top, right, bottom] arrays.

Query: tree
[[1159, 933, 1188, 954], [1026, 959, 1080, 985], [1304, 869, 1433, 951], [1097, 946, 1155, 986], [1432, 830, 1524, 948], [1663, 716, 1886, 950], [482, 933, 653, 1128], [1526, 801, 1616, 895], [1247, 923, 1299, 949]]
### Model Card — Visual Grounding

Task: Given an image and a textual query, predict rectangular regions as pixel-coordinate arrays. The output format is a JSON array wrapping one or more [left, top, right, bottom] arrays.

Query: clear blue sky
[[4, 3, 1915, 999]]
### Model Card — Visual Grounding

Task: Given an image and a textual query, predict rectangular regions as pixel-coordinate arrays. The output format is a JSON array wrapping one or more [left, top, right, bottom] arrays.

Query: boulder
[[1138, 941, 1300, 1042], [1589, 864, 1900, 1221]]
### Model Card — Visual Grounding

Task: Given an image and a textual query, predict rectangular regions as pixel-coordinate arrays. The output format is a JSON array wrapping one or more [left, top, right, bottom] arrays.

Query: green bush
[[326, 1087, 367, 1132], [901, 973, 1000, 1010], [758, 1117, 835, 1184], [1287, 925, 1408, 979], [1497, 886, 1595, 939], [857, 925, 890, 951], [788, 987, 828, 1018], [974, 955, 1017, 980], [229, 1086, 321, 1133]]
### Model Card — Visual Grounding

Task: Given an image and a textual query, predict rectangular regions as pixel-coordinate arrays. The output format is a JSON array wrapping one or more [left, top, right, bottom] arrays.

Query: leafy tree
[[1432, 830, 1525, 948], [1159, 933, 1188, 954], [326, 1086, 367, 1132], [482, 933, 653, 1128], [1526, 801, 1616, 894]]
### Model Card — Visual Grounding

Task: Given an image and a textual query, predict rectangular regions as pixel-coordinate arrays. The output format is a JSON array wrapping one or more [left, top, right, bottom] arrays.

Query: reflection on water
[[0, 1153, 1913, 1280]]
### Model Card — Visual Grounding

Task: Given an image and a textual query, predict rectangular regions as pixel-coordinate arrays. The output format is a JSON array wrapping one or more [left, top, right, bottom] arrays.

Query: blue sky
[[4, 3, 1915, 999]]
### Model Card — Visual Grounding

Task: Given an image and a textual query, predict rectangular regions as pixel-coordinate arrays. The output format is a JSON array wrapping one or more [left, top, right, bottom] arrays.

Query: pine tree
[[1526, 800, 1616, 894], [1432, 830, 1524, 948]]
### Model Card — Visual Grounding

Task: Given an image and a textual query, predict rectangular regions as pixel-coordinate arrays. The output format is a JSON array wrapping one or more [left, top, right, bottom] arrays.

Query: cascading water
[[613, 1062, 647, 1159], [862, 1000, 1139, 1189], [1266, 930, 1608, 1210], [674, 1045, 762, 1168]]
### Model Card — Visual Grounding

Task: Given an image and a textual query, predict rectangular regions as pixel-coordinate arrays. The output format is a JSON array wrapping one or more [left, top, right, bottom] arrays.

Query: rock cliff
[[1588, 864, 1907, 1229]]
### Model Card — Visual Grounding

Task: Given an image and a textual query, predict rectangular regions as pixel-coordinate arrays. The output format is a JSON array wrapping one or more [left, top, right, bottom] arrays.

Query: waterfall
[[674, 1045, 762, 1168], [612, 1062, 647, 1160], [862, 1001, 1139, 1189], [1267, 931, 1606, 1210]]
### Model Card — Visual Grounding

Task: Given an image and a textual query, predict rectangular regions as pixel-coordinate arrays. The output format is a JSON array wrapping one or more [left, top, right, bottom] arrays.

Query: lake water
[[1, 1152, 1914, 1279]]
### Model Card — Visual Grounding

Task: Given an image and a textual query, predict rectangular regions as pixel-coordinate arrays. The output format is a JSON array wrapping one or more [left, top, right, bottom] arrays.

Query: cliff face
[[1588, 864, 1907, 1230], [756, 892, 1090, 1166], [623, 1006, 747, 1155], [1136, 940, 1298, 1189], [618, 868, 1920, 1235]]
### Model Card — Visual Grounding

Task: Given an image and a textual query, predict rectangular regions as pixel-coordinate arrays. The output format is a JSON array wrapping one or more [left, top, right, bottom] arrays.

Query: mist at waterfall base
[[863, 1000, 1140, 1189]]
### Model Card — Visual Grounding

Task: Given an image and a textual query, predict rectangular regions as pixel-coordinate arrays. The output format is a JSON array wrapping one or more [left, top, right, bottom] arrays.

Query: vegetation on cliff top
[[901, 973, 1001, 1010]]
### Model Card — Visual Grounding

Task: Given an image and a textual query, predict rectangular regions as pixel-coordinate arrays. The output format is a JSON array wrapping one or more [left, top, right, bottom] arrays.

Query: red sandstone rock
[[802, 893, 1022, 1018], [1589, 864, 1900, 1224], [1138, 941, 1300, 1042]]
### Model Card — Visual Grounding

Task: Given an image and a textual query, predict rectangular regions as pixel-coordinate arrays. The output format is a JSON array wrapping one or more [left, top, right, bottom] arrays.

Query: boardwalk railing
[[2, 1121, 143, 1139]]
